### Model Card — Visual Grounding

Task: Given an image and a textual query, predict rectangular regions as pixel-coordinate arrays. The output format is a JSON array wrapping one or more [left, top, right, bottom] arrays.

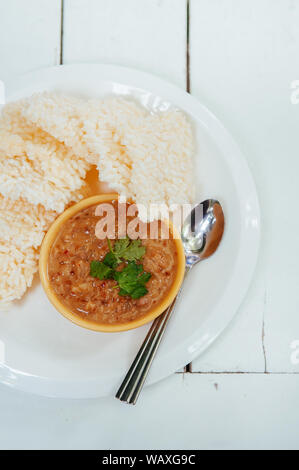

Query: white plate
[[0, 64, 260, 398]]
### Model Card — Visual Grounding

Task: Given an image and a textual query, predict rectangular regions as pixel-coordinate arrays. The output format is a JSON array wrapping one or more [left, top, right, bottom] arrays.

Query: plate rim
[[1, 63, 260, 398]]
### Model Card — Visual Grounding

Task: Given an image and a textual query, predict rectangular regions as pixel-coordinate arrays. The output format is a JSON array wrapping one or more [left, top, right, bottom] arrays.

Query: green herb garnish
[[102, 250, 118, 269], [113, 262, 151, 299], [90, 260, 114, 280], [107, 237, 146, 265], [89, 237, 150, 299]]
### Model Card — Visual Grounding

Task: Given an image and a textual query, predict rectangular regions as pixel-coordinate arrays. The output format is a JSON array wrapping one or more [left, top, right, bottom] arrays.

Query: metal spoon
[[115, 199, 225, 405]]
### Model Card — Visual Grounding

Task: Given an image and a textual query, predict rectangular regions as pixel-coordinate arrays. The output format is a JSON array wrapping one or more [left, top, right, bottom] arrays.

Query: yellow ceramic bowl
[[39, 194, 185, 333]]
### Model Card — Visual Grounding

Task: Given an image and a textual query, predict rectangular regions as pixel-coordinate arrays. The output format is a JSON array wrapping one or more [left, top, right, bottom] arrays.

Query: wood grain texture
[[190, 0, 299, 373], [63, 0, 187, 88], [0, 0, 61, 83]]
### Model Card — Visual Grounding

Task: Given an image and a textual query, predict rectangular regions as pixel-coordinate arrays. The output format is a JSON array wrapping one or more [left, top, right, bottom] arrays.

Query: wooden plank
[[1, 373, 299, 449], [64, 0, 189, 369], [63, 0, 187, 88], [190, 0, 299, 373], [0, 0, 61, 84], [190, 276, 266, 373]]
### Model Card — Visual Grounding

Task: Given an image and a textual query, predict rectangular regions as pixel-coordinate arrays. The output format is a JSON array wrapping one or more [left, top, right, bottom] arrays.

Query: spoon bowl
[[182, 199, 225, 266]]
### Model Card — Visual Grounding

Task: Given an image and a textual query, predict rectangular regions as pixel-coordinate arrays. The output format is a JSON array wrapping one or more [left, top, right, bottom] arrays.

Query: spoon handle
[[115, 267, 189, 405]]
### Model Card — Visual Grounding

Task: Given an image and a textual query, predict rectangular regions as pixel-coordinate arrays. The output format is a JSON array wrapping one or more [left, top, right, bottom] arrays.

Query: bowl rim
[[39, 193, 186, 332]]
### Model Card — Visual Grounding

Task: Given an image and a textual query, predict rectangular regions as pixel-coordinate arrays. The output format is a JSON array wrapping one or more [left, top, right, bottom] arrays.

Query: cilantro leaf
[[103, 251, 118, 268], [89, 238, 150, 299], [90, 260, 114, 280], [114, 237, 130, 255], [113, 261, 151, 299], [118, 288, 130, 297], [130, 285, 148, 299], [121, 239, 146, 262], [137, 271, 151, 284], [107, 236, 146, 264]]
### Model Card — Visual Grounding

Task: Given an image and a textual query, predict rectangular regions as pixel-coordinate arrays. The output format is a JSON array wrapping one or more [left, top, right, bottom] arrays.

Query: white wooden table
[[1, 0, 299, 450]]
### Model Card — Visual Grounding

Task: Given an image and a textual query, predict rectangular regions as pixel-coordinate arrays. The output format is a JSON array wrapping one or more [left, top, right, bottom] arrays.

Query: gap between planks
[[60, 0, 64, 65], [184, 0, 192, 374], [176, 371, 299, 375]]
